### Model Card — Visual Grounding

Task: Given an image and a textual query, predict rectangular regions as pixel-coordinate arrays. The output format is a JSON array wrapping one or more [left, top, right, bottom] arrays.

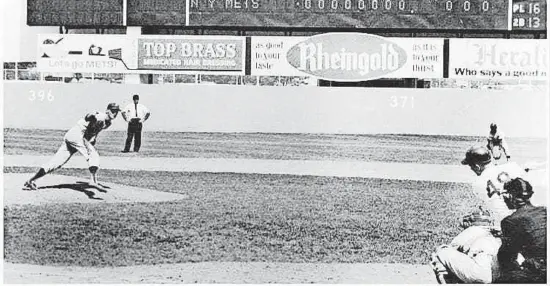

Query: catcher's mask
[[461, 209, 493, 229]]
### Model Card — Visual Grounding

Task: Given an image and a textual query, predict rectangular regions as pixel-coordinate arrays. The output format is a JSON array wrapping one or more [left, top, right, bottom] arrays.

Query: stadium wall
[[3, 82, 547, 137]]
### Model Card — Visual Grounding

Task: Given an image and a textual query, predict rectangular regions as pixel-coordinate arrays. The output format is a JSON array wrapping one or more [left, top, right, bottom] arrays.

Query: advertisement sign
[[137, 36, 245, 73], [449, 39, 549, 79], [37, 34, 134, 73], [251, 34, 444, 81], [37, 35, 246, 74]]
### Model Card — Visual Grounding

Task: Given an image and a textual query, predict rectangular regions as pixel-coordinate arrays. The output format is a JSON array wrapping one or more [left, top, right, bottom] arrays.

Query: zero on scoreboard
[[27, 0, 546, 31]]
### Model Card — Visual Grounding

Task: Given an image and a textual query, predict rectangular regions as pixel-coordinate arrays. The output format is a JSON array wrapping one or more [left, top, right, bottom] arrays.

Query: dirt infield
[[5, 154, 475, 182], [3, 173, 187, 206], [3, 262, 436, 284]]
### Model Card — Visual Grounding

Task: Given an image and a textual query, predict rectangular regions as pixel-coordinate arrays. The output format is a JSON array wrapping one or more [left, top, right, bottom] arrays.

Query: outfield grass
[[4, 167, 478, 267], [5, 129, 546, 165]]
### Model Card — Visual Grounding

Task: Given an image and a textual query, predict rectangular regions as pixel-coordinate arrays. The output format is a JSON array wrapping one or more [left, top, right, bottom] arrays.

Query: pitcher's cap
[[107, 103, 120, 111]]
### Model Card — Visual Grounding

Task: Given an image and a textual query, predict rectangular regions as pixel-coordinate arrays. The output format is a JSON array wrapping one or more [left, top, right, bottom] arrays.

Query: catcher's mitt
[[461, 209, 493, 229]]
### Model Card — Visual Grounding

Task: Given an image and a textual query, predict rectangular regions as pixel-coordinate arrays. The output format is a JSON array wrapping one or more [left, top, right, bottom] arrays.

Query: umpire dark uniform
[[497, 178, 547, 284], [122, 94, 150, 153]]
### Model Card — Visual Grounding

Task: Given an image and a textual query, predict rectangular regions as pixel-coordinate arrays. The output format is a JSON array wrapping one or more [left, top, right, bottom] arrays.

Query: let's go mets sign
[[252, 33, 444, 81]]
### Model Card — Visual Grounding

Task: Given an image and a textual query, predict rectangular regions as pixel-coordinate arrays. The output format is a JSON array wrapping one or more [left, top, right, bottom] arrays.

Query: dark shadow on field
[[38, 181, 110, 200], [75, 181, 111, 190]]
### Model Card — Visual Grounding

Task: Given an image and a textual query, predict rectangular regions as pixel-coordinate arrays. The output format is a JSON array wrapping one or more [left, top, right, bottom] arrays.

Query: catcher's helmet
[[461, 146, 492, 166], [503, 177, 533, 202]]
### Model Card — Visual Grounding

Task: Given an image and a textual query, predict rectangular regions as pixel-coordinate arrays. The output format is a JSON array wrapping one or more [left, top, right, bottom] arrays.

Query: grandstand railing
[[5, 60, 547, 91]]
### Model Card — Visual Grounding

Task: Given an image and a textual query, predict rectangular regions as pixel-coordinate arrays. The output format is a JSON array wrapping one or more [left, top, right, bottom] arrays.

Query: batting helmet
[[461, 146, 492, 166]]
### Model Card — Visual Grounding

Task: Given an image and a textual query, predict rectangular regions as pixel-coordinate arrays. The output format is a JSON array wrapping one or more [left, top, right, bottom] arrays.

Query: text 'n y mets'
[[297, 43, 400, 76]]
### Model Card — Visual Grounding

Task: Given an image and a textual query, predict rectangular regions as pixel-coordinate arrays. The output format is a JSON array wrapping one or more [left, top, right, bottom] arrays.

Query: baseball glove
[[461, 209, 493, 229]]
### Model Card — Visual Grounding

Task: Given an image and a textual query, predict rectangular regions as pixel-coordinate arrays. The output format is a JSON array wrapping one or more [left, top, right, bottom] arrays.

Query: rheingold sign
[[286, 33, 408, 81]]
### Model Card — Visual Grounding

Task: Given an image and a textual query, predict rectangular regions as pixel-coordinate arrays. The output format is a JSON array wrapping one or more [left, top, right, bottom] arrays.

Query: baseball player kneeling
[[23, 103, 121, 190]]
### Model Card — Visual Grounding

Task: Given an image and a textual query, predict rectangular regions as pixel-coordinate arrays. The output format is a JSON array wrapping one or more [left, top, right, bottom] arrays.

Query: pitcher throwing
[[23, 103, 121, 190]]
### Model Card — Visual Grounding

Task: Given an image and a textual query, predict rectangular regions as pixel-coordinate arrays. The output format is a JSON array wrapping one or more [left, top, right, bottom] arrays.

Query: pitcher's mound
[[4, 173, 186, 206]]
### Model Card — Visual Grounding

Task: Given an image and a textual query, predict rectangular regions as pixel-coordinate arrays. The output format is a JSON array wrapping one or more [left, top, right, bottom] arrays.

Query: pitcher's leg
[[83, 140, 100, 185], [24, 141, 75, 190]]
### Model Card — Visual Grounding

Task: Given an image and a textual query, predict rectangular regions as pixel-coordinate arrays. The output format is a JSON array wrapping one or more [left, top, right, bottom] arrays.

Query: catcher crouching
[[431, 178, 547, 284]]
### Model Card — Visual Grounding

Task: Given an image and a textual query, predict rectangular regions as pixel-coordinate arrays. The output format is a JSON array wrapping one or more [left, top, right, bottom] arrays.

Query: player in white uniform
[[432, 146, 530, 283], [23, 103, 121, 190], [487, 123, 511, 164]]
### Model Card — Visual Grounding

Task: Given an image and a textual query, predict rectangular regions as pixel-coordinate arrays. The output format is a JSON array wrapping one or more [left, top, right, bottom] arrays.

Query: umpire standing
[[122, 94, 150, 153]]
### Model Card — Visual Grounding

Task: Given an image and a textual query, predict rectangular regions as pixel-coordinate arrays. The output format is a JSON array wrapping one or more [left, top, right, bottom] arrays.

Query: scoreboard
[[512, 0, 546, 30], [28, 0, 546, 30], [27, 0, 123, 26], [128, 0, 187, 25], [189, 0, 510, 29]]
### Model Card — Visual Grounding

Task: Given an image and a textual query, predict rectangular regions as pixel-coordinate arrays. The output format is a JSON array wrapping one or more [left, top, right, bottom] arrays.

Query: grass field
[[3, 129, 546, 280], [4, 167, 477, 267], [4, 128, 547, 164]]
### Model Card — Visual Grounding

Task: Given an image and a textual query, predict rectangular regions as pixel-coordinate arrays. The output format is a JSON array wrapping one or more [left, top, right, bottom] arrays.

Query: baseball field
[[3, 128, 548, 283]]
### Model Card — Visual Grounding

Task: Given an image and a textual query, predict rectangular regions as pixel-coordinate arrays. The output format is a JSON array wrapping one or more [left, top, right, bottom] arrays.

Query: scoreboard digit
[[511, 0, 547, 30], [27, 0, 123, 26], [187, 0, 511, 29]]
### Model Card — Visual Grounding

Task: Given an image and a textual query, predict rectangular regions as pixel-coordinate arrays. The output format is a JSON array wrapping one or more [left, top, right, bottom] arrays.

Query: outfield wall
[[3, 82, 548, 137]]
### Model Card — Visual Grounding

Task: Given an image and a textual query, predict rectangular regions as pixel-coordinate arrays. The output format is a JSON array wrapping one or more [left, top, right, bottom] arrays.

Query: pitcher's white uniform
[[42, 112, 112, 174]]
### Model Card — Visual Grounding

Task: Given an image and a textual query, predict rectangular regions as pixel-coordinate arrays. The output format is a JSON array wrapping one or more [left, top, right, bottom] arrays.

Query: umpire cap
[[503, 177, 534, 201], [107, 103, 120, 111], [461, 146, 492, 165]]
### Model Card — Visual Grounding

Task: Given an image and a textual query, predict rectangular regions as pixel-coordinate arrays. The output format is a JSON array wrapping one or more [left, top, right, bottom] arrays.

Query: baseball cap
[[107, 103, 120, 111], [133, 94, 139, 100]]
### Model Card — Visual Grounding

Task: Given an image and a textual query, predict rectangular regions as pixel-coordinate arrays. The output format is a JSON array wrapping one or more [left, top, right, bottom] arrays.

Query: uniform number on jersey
[[29, 90, 54, 102]]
